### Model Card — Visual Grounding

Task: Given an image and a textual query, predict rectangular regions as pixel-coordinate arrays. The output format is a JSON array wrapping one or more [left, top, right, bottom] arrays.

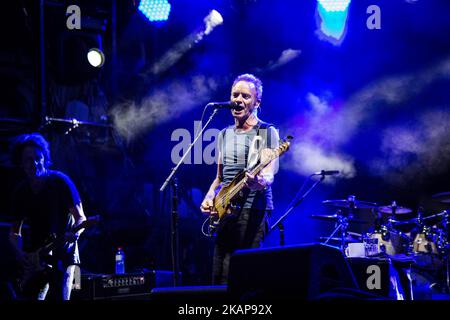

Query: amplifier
[[71, 271, 156, 300]]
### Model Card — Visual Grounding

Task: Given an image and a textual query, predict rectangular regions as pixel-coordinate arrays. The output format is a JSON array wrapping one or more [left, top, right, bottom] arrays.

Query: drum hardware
[[422, 210, 448, 222], [364, 226, 410, 257], [317, 236, 357, 243], [322, 197, 378, 209], [317, 195, 450, 293], [321, 210, 352, 252], [378, 201, 413, 215], [309, 214, 368, 224], [317, 232, 362, 243], [432, 191, 450, 204], [389, 218, 420, 226], [319, 195, 374, 253]]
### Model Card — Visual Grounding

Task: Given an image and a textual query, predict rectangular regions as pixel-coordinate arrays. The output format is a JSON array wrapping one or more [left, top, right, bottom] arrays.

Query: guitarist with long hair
[[200, 74, 280, 285], [8, 133, 87, 300]]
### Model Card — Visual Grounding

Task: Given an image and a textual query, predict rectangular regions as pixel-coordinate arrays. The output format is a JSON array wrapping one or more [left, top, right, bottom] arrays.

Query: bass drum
[[365, 227, 409, 256]]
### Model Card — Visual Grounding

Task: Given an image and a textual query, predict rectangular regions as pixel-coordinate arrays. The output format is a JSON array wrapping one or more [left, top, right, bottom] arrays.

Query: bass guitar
[[17, 215, 100, 292], [206, 136, 292, 236]]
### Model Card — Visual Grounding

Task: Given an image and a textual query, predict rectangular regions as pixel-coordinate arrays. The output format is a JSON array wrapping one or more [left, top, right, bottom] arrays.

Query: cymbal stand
[[322, 210, 350, 252]]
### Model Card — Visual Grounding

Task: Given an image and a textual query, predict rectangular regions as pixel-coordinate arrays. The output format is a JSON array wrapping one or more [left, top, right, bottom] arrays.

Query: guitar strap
[[255, 121, 274, 149], [222, 120, 274, 167]]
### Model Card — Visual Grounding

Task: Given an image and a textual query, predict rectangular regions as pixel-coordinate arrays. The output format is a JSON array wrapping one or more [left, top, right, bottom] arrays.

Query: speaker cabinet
[[347, 257, 396, 298], [227, 243, 359, 300]]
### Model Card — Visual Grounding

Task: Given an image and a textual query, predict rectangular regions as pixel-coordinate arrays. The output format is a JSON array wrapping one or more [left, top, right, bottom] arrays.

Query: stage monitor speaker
[[227, 243, 359, 300], [347, 257, 395, 298]]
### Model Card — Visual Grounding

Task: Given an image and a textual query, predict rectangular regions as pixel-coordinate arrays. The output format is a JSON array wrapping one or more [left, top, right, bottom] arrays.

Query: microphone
[[314, 170, 340, 176], [207, 101, 241, 110]]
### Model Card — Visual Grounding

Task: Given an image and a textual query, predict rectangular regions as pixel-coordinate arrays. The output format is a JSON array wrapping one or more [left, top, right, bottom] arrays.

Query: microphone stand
[[44, 116, 112, 134], [269, 173, 326, 246], [160, 107, 219, 286]]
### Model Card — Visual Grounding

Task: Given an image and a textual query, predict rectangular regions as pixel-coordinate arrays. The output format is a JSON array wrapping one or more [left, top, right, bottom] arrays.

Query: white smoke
[[371, 109, 450, 185], [283, 56, 450, 181], [283, 92, 356, 181], [111, 75, 219, 141], [265, 49, 302, 71], [287, 142, 356, 178]]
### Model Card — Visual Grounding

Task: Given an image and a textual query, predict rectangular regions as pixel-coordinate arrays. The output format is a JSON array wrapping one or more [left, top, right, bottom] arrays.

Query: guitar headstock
[[276, 135, 293, 155]]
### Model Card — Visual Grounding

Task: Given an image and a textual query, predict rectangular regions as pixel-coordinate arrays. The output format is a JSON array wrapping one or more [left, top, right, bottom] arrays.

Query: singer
[[200, 73, 280, 285]]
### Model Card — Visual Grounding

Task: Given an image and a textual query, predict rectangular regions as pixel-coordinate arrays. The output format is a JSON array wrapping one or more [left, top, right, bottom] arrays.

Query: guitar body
[[213, 170, 246, 218], [16, 215, 100, 295], [206, 137, 292, 236]]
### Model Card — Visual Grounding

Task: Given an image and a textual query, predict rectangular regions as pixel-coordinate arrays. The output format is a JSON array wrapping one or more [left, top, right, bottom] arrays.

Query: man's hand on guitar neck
[[244, 172, 268, 191], [245, 148, 275, 191]]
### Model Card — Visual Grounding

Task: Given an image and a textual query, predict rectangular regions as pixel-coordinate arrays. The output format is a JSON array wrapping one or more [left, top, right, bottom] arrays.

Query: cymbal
[[322, 199, 378, 209], [318, 236, 361, 243], [423, 210, 448, 221], [389, 218, 419, 226], [310, 214, 368, 224], [432, 192, 450, 204], [378, 205, 412, 215]]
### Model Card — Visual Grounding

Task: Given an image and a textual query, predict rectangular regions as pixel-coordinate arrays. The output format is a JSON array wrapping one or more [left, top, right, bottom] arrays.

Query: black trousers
[[212, 208, 269, 285]]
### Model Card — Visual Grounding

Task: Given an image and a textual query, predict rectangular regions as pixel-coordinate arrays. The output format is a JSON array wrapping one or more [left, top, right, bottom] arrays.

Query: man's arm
[[200, 151, 223, 213], [66, 202, 87, 242], [9, 220, 30, 265], [9, 220, 24, 250]]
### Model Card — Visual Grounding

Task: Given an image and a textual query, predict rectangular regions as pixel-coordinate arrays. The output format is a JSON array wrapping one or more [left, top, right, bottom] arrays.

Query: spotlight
[[204, 10, 223, 35], [317, 0, 351, 12], [87, 48, 105, 67], [138, 0, 171, 22], [316, 0, 351, 45]]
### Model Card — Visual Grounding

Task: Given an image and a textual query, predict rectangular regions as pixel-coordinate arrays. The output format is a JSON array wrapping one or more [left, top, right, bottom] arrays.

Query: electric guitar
[[207, 136, 292, 235], [17, 215, 100, 292]]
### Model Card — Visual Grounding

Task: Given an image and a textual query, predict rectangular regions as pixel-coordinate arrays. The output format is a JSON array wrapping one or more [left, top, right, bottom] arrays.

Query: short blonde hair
[[232, 73, 263, 101]]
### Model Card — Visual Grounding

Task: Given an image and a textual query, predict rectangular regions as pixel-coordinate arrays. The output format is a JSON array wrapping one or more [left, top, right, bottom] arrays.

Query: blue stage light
[[316, 0, 351, 45], [138, 0, 171, 22], [317, 0, 351, 12]]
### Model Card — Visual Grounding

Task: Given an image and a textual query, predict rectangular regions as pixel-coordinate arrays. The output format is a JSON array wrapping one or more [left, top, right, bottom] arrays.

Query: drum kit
[[311, 193, 450, 293]]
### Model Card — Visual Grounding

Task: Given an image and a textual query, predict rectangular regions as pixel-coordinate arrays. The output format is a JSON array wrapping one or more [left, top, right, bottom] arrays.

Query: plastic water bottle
[[115, 247, 125, 274]]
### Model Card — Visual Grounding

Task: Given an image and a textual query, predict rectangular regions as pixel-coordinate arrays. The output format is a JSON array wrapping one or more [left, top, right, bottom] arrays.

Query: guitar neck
[[41, 218, 96, 254], [227, 154, 277, 199], [224, 138, 291, 201]]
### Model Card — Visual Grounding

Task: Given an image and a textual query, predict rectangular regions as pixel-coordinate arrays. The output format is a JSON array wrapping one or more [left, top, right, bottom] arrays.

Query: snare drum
[[364, 226, 409, 256]]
